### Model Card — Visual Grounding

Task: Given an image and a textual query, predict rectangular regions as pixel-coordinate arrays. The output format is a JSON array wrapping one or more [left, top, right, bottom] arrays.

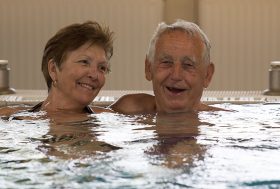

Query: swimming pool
[[0, 91, 280, 188], [0, 90, 280, 106]]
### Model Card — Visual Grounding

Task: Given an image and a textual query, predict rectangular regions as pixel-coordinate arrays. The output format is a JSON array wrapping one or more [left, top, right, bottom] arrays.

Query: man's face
[[145, 30, 214, 113]]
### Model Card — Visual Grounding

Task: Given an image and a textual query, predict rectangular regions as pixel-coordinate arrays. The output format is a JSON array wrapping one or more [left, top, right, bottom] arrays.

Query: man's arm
[[109, 93, 156, 114]]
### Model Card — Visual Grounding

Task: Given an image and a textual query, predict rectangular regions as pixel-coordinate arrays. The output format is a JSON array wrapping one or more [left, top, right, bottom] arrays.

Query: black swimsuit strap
[[84, 106, 94, 114], [28, 101, 94, 113], [28, 102, 43, 112]]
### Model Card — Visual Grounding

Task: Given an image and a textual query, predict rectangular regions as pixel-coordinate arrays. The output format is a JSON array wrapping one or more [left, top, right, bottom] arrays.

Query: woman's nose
[[88, 65, 98, 79]]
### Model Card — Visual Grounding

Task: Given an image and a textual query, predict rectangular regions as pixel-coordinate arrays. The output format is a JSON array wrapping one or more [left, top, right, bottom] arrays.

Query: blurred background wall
[[0, 0, 280, 91]]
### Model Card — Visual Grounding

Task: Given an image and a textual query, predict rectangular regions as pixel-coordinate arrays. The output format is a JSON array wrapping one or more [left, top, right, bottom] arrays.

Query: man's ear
[[145, 57, 152, 81], [203, 62, 214, 88], [48, 59, 58, 81]]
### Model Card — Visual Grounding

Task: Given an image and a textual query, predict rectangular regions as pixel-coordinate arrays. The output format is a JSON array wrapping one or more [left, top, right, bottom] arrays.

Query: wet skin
[[45, 43, 109, 113], [145, 30, 214, 113]]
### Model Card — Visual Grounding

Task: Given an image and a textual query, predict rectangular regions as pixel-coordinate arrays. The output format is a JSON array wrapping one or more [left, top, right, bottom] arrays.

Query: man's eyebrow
[[181, 56, 196, 64], [158, 53, 173, 60]]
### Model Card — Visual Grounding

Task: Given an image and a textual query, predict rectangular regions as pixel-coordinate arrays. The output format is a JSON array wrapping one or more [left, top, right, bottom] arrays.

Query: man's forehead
[[159, 29, 198, 40], [157, 52, 197, 62], [155, 32, 203, 60], [156, 30, 202, 48]]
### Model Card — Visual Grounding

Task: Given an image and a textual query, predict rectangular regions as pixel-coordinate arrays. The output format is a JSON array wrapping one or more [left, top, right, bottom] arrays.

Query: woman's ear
[[48, 59, 58, 82], [203, 62, 214, 88], [145, 57, 152, 81]]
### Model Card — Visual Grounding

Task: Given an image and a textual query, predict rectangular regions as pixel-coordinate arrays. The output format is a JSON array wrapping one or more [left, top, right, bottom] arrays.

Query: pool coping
[[0, 89, 279, 107]]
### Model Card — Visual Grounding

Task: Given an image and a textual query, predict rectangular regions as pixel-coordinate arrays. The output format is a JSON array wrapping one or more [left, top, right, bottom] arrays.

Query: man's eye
[[162, 60, 172, 64], [159, 60, 173, 67], [161, 60, 173, 67], [182, 62, 195, 69], [184, 63, 194, 67]]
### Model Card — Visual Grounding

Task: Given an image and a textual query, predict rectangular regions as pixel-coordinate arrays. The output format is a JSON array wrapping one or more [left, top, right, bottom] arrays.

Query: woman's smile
[[77, 81, 95, 91]]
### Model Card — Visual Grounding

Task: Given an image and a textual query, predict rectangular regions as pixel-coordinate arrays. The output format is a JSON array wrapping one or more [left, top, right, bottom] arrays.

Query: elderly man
[[110, 20, 220, 114]]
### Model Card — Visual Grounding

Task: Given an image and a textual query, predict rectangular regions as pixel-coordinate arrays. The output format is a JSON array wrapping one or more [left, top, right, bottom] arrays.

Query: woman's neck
[[42, 91, 85, 113]]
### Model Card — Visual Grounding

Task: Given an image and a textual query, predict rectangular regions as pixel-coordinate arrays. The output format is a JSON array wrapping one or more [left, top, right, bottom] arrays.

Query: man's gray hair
[[146, 19, 211, 63]]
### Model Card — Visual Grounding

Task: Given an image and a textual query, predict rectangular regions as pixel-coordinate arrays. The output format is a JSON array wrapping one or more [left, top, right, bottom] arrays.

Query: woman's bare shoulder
[[0, 105, 29, 117]]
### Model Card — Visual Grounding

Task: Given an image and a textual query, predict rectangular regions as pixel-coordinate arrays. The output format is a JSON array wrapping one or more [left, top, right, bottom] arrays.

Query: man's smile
[[165, 85, 188, 95]]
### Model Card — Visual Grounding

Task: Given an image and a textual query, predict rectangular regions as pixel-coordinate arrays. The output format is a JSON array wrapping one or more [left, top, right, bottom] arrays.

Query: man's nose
[[170, 63, 184, 80]]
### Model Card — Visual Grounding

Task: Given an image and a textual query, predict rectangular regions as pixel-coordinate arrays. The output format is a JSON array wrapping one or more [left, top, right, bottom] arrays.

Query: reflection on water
[[36, 119, 121, 159], [0, 103, 280, 188], [142, 112, 209, 168]]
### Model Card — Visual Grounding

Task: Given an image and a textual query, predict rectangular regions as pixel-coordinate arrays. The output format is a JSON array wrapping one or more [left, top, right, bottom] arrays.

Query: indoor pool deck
[[0, 90, 280, 107]]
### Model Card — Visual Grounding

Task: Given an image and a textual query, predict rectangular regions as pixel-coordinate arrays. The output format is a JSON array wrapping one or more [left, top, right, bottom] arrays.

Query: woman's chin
[[76, 96, 95, 106]]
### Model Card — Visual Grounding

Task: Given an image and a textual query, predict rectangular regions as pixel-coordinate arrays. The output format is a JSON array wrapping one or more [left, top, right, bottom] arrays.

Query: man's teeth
[[167, 87, 185, 93]]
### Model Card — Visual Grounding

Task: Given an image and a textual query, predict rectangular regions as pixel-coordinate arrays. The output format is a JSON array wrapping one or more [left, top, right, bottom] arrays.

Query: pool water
[[0, 103, 280, 188]]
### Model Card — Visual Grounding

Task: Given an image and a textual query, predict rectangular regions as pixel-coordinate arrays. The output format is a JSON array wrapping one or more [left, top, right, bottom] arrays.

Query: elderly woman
[[35, 21, 113, 114], [0, 21, 114, 116]]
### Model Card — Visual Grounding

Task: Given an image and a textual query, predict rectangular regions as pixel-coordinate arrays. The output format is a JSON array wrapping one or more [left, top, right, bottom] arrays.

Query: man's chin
[[163, 104, 193, 114]]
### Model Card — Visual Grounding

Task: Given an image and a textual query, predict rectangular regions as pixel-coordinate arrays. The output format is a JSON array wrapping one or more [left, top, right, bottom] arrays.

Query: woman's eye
[[98, 65, 110, 74], [78, 60, 90, 65]]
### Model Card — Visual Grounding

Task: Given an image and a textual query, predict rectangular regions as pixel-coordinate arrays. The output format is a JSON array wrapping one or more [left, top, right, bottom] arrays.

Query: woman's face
[[51, 43, 109, 109]]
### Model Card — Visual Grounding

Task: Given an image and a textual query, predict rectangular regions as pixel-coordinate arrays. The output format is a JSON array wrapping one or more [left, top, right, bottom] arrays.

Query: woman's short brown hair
[[42, 21, 114, 90]]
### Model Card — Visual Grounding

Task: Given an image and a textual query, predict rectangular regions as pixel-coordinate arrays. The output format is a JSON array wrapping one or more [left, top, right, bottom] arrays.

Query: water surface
[[0, 103, 279, 188]]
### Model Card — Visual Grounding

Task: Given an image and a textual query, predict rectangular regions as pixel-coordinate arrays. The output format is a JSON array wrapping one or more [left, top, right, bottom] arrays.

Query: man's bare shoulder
[[91, 106, 114, 113], [109, 93, 155, 114], [198, 103, 228, 111]]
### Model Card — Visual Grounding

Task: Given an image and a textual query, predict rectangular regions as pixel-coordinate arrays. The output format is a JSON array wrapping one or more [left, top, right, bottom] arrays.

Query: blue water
[[0, 103, 279, 188]]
